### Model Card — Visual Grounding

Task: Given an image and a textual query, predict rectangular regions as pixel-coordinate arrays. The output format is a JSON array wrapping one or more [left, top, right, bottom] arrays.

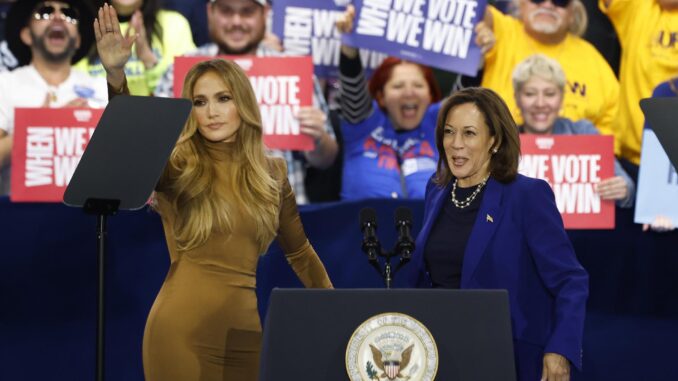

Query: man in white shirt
[[0, 0, 107, 195]]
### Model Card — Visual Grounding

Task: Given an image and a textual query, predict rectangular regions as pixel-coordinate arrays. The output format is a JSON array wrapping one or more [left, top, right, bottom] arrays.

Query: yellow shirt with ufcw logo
[[599, 0, 678, 165], [481, 6, 620, 154]]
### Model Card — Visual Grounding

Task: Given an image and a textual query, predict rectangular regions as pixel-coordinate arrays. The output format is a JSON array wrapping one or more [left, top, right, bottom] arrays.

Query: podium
[[260, 289, 516, 380]]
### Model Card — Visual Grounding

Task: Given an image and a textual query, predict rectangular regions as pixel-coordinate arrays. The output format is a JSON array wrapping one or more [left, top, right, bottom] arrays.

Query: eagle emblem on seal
[[368, 343, 415, 380]]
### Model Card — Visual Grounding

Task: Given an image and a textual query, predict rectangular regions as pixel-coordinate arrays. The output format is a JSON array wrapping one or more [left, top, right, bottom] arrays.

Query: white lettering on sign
[[520, 154, 550, 183], [387, 10, 424, 47], [24, 126, 94, 187], [428, 0, 477, 27], [313, 9, 340, 38], [250, 76, 301, 105], [354, 0, 478, 59], [312, 37, 341, 66], [520, 153, 603, 215], [55, 127, 89, 156], [553, 183, 600, 214], [422, 20, 472, 58], [25, 127, 53, 187], [551, 155, 601, 183], [54, 156, 80, 186], [284, 7, 313, 55], [260, 105, 300, 135], [357, 0, 392, 37]]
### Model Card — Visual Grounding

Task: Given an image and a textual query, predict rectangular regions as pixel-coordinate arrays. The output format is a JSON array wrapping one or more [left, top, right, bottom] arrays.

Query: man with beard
[[0, 0, 107, 195], [478, 0, 621, 154], [153, 0, 338, 204]]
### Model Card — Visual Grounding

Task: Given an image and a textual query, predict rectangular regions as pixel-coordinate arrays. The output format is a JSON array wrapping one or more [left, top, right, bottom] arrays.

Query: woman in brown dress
[[93, 4, 333, 380]]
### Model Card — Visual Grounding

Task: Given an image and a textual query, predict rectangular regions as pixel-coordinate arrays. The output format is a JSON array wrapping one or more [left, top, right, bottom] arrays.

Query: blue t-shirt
[[341, 101, 440, 200]]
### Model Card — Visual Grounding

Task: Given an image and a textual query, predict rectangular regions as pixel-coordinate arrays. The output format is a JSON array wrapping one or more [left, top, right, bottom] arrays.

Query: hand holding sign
[[336, 5, 358, 58], [642, 216, 675, 233], [474, 21, 495, 54], [297, 107, 328, 144], [343, 0, 486, 76], [595, 176, 629, 202]]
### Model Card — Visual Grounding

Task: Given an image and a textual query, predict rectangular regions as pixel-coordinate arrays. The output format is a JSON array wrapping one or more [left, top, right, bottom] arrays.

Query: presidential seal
[[346, 313, 438, 381]]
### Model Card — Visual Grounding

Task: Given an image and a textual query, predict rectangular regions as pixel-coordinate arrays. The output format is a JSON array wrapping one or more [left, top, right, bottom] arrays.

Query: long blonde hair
[[165, 59, 280, 253]]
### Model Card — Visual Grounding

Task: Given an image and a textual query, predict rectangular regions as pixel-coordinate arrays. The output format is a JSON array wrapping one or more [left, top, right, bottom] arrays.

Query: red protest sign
[[174, 56, 314, 151], [10, 108, 103, 202], [519, 134, 615, 229]]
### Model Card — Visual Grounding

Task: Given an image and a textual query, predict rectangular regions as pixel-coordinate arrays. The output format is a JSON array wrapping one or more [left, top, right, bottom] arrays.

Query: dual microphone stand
[[359, 206, 415, 289]]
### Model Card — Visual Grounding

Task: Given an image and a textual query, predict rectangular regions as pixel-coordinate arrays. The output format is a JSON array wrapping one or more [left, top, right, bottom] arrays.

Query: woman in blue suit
[[403, 88, 588, 381]]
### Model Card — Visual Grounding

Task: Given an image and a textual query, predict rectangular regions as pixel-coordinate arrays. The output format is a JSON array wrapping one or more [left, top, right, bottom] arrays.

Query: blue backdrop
[[1, 197, 677, 380]]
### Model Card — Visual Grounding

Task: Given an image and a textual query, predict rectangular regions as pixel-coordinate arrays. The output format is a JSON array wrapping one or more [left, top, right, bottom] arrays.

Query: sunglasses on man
[[529, 0, 573, 8], [33, 2, 80, 25]]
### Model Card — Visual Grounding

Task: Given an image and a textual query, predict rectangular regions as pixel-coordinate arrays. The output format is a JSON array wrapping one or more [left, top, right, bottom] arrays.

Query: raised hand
[[595, 176, 628, 201], [130, 10, 158, 69], [94, 3, 136, 87], [336, 4, 358, 58], [335, 4, 355, 35], [474, 21, 496, 54]]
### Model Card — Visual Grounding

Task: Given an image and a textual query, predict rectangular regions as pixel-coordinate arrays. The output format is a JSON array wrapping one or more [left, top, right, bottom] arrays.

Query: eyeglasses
[[32, 2, 80, 25], [528, 0, 573, 8]]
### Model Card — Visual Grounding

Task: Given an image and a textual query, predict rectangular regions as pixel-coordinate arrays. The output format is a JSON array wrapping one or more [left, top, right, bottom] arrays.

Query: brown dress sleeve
[[273, 158, 334, 289], [107, 77, 130, 100]]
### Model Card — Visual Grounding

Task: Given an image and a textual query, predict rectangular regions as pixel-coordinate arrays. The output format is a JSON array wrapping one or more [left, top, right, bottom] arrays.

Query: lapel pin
[[486, 214, 494, 223]]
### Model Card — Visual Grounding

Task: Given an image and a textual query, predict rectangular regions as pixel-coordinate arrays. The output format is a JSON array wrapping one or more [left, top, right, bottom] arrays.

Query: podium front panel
[[260, 289, 516, 381]]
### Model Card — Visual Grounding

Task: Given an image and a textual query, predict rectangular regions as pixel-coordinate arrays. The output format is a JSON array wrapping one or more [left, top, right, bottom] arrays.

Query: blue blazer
[[400, 174, 588, 373]]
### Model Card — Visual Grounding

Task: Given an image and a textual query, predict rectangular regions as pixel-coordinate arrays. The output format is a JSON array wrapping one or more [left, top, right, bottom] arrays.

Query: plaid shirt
[[154, 44, 334, 204]]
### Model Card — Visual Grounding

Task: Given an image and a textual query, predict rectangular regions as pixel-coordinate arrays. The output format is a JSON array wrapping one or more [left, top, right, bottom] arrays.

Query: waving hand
[[93, 4, 136, 88]]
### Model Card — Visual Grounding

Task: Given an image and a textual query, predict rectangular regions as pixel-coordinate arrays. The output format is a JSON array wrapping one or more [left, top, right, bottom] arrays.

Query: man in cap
[[0, 0, 107, 195], [154, 0, 338, 204]]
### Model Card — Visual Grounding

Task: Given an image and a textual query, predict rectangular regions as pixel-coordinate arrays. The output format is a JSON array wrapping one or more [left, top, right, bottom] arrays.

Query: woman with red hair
[[336, 6, 442, 200]]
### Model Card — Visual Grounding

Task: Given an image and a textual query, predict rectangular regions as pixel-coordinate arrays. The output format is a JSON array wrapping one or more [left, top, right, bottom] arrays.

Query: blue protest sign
[[272, 0, 386, 78], [342, 0, 487, 76], [635, 130, 678, 224]]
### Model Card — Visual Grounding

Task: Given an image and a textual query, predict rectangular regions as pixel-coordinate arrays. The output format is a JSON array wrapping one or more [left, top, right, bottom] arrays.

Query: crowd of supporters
[[0, 0, 676, 230]]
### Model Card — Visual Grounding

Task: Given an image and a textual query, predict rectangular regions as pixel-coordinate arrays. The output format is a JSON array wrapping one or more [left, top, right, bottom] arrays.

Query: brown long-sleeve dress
[[142, 139, 333, 381]]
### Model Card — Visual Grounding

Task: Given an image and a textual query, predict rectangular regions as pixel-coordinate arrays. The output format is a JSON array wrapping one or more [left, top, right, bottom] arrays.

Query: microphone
[[394, 207, 415, 260], [359, 207, 381, 261]]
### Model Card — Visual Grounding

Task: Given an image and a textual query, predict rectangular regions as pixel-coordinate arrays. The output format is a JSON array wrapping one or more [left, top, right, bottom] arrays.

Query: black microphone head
[[394, 206, 412, 225], [360, 207, 378, 229]]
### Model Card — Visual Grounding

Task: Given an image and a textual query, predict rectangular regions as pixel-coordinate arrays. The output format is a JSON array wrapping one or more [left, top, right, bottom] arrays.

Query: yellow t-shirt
[[481, 6, 620, 153], [75, 10, 195, 96], [599, 0, 678, 164]]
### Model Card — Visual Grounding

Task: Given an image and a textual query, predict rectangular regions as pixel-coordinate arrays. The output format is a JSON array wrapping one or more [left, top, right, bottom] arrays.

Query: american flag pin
[[486, 214, 494, 223]]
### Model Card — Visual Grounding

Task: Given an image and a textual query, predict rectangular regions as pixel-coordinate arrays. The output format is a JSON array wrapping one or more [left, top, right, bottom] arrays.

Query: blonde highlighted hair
[[164, 59, 280, 253], [512, 53, 566, 94]]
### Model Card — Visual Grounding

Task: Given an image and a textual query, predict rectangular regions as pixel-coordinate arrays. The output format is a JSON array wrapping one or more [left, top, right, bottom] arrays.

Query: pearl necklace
[[450, 174, 490, 209]]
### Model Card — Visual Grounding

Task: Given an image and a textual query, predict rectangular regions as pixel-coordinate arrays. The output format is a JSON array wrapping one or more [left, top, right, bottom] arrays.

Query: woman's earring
[[492, 147, 498, 154]]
